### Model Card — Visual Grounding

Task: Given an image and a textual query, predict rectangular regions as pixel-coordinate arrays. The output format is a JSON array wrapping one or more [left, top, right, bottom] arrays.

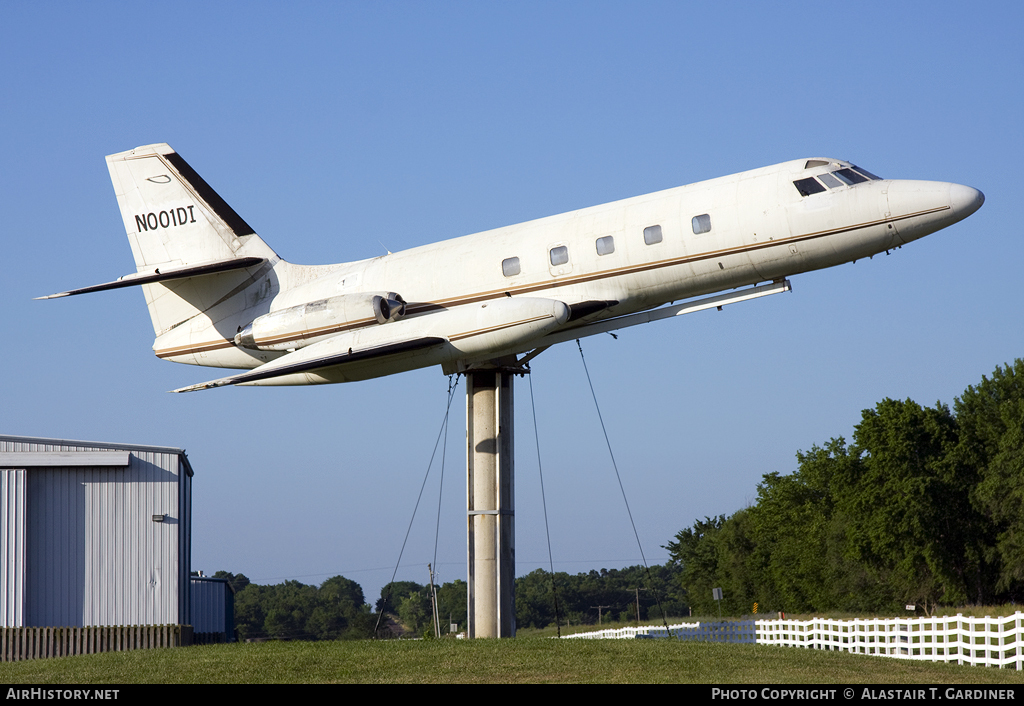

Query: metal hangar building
[[0, 434, 193, 629]]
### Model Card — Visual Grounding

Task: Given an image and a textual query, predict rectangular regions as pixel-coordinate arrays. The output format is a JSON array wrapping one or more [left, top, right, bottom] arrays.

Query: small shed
[[190, 576, 235, 643]]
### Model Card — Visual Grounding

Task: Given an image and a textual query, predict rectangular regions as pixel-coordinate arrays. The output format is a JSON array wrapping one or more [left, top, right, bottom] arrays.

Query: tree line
[[665, 360, 1024, 617], [514, 564, 687, 629], [213, 572, 379, 640], [213, 563, 687, 640], [376, 563, 688, 635]]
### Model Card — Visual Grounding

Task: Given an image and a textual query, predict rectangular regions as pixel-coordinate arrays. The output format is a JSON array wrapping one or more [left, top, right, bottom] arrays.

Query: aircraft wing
[[173, 296, 569, 391], [536, 279, 792, 347], [172, 335, 446, 392]]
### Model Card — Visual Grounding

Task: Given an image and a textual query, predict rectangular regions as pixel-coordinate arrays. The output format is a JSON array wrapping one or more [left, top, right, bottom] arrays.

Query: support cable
[[526, 367, 562, 637], [575, 339, 672, 635], [374, 374, 461, 637], [432, 375, 457, 579]]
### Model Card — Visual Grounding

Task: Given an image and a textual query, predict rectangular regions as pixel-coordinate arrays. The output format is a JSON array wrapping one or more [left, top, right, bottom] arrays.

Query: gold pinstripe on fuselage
[[154, 205, 941, 361]]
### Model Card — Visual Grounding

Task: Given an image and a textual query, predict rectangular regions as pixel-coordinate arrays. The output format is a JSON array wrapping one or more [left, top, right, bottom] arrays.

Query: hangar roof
[[0, 434, 194, 477]]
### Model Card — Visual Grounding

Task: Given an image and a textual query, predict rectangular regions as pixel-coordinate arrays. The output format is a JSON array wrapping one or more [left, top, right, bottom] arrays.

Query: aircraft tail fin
[[104, 144, 279, 337], [106, 143, 276, 269]]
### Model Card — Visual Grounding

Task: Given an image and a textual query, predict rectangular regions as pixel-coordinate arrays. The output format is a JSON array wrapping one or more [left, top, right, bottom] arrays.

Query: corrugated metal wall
[[1, 469, 26, 627], [190, 578, 232, 637], [0, 436, 192, 628]]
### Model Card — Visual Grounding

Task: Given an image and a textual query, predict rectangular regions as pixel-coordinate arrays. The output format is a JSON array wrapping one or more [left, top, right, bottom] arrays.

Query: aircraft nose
[[887, 179, 984, 244], [949, 183, 985, 221]]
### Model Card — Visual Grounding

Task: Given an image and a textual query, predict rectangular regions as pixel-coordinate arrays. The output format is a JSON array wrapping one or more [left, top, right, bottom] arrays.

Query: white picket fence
[[563, 612, 1024, 670], [563, 621, 755, 643]]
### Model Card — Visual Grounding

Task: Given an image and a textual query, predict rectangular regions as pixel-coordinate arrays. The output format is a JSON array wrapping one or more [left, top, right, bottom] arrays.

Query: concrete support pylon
[[465, 369, 516, 638]]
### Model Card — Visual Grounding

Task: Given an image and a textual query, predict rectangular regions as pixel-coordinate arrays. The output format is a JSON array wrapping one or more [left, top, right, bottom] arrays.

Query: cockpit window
[[796, 163, 881, 196], [817, 172, 843, 189], [833, 168, 868, 186], [852, 165, 882, 180], [793, 177, 826, 197]]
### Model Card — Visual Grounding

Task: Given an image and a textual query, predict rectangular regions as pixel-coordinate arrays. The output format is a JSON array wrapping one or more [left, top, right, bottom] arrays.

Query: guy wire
[[374, 374, 461, 636], [575, 339, 671, 635]]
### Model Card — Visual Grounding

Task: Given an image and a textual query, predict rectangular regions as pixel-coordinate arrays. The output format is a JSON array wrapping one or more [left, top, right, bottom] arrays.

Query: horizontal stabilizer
[[37, 257, 266, 299], [172, 336, 446, 392]]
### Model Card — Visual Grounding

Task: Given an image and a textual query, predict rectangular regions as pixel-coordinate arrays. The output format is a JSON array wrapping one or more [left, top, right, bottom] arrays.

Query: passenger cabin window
[[643, 225, 663, 245], [596, 236, 615, 256], [502, 257, 521, 277], [793, 177, 826, 197], [692, 214, 712, 234], [549, 245, 569, 266]]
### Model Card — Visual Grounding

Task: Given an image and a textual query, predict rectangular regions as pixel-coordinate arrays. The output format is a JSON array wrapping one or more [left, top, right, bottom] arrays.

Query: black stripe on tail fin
[[164, 152, 256, 237]]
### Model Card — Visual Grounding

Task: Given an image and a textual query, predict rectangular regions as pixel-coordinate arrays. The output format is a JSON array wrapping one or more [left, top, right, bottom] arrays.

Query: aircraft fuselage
[[48, 148, 983, 390]]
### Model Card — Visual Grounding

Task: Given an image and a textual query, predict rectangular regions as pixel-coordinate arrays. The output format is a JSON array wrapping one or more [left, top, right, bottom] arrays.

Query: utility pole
[[633, 587, 652, 623], [591, 605, 613, 625], [428, 564, 440, 638]]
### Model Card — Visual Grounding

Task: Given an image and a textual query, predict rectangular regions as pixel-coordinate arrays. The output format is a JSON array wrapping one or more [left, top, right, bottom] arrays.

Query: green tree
[[320, 575, 365, 615], [376, 581, 423, 615], [713, 509, 760, 614], [234, 582, 269, 640], [841, 398, 969, 612], [212, 570, 250, 593], [515, 569, 566, 629], [749, 439, 863, 613], [958, 360, 1024, 598], [512, 565, 684, 629], [435, 579, 467, 633], [665, 515, 726, 615], [398, 589, 432, 634], [227, 573, 374, 641], [660, 359, 1024, 615]]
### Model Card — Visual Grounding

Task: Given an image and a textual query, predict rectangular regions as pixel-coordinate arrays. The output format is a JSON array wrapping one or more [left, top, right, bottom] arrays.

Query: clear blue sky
[[2, 2, 1020, 609]]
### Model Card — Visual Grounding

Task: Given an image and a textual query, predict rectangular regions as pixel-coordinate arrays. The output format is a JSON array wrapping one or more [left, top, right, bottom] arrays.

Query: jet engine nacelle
[[235, 292, 406, 352]]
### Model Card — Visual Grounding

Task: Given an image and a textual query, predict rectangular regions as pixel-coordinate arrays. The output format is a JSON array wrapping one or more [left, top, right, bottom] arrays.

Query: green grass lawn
[[2, 638, 1024, 684]]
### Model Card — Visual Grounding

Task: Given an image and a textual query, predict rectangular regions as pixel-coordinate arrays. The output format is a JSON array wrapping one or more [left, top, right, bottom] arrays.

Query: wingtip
[[170, 382, 211, 393], [171, 377, 235, 393]]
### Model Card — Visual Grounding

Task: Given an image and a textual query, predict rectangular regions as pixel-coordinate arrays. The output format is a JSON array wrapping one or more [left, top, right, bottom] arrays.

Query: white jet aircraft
[[43, 145, 983, 390]]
